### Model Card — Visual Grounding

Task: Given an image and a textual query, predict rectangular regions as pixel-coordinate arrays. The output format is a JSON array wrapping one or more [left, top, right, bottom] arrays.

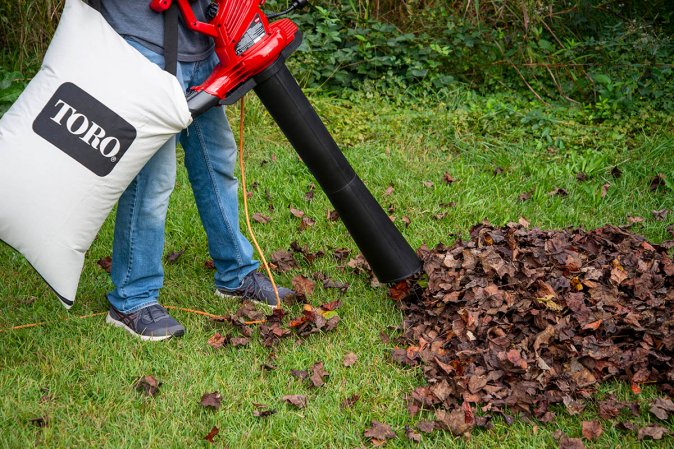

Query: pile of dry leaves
[[392, 222, 674, 440]]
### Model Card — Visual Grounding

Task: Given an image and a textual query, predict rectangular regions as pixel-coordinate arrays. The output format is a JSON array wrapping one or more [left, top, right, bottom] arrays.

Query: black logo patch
[[33, 82, 136, 177]]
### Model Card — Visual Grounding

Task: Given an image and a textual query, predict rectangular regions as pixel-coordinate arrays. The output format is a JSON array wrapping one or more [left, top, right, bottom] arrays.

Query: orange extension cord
[[0, 96, 278, 333]]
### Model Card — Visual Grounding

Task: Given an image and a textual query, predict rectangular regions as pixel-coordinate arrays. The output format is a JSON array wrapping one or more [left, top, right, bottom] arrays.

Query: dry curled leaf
[[638, 425, 668, 440], [282, 394, 307, 409], [309, 361, 329, 387], [343, 352, 358, 367], [97, 256, 112, 273], [200, 391, 222, 410], [134, 375, 161, 397], [364, 421, 396, 442], [203, 426, 219, 443], [581, 421, 602, 441]]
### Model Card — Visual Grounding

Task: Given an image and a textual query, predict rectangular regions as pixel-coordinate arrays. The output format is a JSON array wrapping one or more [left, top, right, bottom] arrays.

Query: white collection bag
[[0, 0, 192, 308]]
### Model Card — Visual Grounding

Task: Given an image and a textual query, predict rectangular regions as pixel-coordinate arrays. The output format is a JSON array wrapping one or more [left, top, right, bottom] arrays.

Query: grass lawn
[[1, 88, 673, 448]]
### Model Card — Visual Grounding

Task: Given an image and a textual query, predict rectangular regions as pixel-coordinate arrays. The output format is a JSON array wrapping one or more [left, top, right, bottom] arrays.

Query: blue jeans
[[107, 39, 259, 313]]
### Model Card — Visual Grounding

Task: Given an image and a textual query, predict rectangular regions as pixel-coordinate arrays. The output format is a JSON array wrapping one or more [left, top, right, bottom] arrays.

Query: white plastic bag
[[0, 0, 192, 307]]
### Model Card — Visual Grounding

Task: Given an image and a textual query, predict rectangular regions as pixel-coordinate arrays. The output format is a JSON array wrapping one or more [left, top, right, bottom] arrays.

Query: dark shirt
[[100, 0, 214, 62]]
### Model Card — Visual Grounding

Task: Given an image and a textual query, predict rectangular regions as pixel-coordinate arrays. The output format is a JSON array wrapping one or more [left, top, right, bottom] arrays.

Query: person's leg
[[106, 38, 184, 339], [179, 53, 295, 305], [179, 53, 259, 290]]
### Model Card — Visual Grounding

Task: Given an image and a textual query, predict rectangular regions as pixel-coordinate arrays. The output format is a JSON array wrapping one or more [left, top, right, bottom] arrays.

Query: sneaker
[[215, 271, 296, 307], [106, 304, 185, 341]]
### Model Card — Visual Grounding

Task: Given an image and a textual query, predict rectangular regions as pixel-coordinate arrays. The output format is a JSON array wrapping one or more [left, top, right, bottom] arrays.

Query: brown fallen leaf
[[327, 209, 340, 221], [200, 391, 222, 410], [134, 375, 161, 397], [638, 425, 668, 440], [252, 213, 271, 224], [282, 394, 307, 409], [165, 250, 185, 264], [204, 259, 215, 270], [548, 187, 569, 197], [581, 420, 603, 441], [652, 209, 668, 221], [29, 416, 49, 428], [343, 352, 358, 367], [405, 425, 421, 443], [300, 216, 316, 230], [416, 421, 435, 433], [203, 426, 219, 443], [558, 436, 586, 449], [309, 361, 329, 387], [97, 256, 112, 273], [443, 172, 456, 184], [601, 183, 610, 198], [291, 275, 315, 297], [341, 394, 360, 409], [290, 369, 308, 381], [231, 337, 250, 347], [435, 408, 474, 436], [384, 185, 394, 196], [208, 332, 228, 349], [364, 421, 396, 443], [423, 181, 434, 188], [289, 206, 305, 218], [518, 191, 532, 202], [649, 397, 674, 420], [649, 173, 667, 191]]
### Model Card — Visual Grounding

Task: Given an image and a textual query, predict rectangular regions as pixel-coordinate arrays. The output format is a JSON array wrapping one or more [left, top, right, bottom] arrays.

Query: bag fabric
[[0, 0, 192, 308]]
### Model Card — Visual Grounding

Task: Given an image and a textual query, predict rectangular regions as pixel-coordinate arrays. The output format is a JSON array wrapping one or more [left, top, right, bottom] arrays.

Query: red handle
[[149, 0, 172, 13]]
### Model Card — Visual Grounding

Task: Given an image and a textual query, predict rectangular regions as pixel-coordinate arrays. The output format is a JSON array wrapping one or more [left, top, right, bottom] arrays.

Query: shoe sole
[[105, 313, 178, 342], [215, 289, 276, 309]]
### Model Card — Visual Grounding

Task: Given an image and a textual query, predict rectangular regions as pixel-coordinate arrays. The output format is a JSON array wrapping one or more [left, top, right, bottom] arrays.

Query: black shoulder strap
[[163, 3, 179, 76]]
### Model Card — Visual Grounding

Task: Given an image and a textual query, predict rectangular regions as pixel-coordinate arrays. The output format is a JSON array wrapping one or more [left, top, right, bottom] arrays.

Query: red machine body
[[151, 0, 299, 102]]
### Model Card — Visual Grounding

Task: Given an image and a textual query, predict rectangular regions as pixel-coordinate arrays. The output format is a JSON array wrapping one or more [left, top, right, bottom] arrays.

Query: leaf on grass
[[652, 209, 668, 221], [208, 332, 228, 349], [343, 352, 358, 367], [581, 420, 602, 440], [638, 425, 668, 440], [97, 256, 112, 273], [384, 185, 394, 196], [231, 337, 250, 347], [252, 213, 271, 224], [649, 397, 674, 420], [134, 375, 161, 397], [283, 394, 307, 409], [29, 416, 49, 428], [416, 421, 435, 433], [300, 216, 316, 230], [270, 250, 298, 273], [423, 181, 434, 188], [601, 183, 610, 198], [290, 369, 308, 380], [289, 206, 305, 218], [435, 408, 474, 436], [518, 192, 532, 202], [253, 405, 276, 418], [309, 361, 329, 387], [166, 250, 185, 264], [203, 426, 219, 443], [548, 187, 568, 197], [558, 436, 586, 449], [364, 421, 396, 443], [327, 209, 340, 221], [341, 394, 360, 409], [204, 259, 215, 270], [443, 172, 456, 184], [405, 425, 421, 443], [649, 173, 667, 191], [291, 275, 315, 297], [200, 392, 222, 410]]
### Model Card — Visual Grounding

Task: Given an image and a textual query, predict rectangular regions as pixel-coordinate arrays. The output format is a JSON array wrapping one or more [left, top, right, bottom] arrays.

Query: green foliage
[[0, 69, 28, 117], [270, 0, 674, 112]]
